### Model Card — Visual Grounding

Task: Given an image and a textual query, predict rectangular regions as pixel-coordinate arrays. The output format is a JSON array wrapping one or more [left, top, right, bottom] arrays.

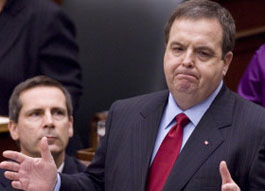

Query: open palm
[[0, 137, 57, 191]]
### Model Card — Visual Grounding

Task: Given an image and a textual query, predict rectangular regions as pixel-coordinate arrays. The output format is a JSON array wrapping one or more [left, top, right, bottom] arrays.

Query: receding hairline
[[17, 85, 71, 116], [167, 16, 223, 39]]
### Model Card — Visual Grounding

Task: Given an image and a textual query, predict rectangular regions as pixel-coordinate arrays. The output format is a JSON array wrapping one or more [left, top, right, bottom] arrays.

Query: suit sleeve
[[59, 102, 117, 190], [38, 6, 82, 111]]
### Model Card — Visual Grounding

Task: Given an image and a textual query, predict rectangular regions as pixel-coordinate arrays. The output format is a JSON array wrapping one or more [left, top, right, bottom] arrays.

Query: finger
[[11, 181, 23, 190], [222, 183, 240, 191], [2, 151, 25, 163], [0, 161, 20, 172], [4, 171, 20, 181], [219, 161, 233, 184], [40, 137, 53, 162]]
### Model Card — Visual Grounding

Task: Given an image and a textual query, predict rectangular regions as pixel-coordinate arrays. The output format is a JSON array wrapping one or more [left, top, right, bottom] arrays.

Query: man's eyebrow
[[195, 46, 215, 52], [169, 41, 183, 46], [51, 107, 67, 112], [25, 108, 43, 114]]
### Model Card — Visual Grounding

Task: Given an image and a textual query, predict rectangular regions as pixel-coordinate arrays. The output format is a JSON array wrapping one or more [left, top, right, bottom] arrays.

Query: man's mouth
[[176, 73, 197, 81], [45, 136, 57, 143]]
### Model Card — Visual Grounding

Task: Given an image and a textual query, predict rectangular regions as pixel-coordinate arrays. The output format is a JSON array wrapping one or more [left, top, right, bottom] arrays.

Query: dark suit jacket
[[0, 0, 82, 115], [62, 85, 265, 190], [62, 154, 87, 174], [0, 155, 86, 190]]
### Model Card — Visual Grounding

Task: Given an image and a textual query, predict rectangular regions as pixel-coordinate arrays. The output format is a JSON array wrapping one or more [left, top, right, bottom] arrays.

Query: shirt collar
[[57, 162, 65, 173], [162, 81, 223, 129]]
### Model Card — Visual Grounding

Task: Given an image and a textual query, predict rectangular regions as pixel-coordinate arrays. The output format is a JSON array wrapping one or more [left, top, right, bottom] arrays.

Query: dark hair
[[164, 0, 236, 57], [9, 75, 73, 122]]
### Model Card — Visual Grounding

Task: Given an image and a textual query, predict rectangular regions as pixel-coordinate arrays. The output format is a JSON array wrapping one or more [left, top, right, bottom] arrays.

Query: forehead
[[168, 18, 223, 46], [19, 86, 67, 109]]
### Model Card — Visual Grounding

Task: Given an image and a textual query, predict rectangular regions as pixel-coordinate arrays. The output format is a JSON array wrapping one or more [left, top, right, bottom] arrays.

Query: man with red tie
[[1, 0, 265, 190]]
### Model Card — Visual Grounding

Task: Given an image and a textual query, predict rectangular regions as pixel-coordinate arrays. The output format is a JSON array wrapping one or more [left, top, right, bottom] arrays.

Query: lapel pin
[[204, 140, 209, 145]]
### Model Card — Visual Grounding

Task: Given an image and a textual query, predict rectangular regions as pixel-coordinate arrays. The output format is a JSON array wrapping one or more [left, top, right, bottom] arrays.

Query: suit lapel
[[0, 0, 26, 59], [137, 91, 169, 189], [164, 85, 234, 190]]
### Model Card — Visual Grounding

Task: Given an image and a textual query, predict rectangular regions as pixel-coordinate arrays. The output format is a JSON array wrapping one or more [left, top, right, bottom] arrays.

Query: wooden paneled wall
[[53, 0, 62, 5], [215, 0, 265, 91]]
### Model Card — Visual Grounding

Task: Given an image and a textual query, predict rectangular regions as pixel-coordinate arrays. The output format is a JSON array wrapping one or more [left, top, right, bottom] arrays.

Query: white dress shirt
[[150, 81, 223, 164]]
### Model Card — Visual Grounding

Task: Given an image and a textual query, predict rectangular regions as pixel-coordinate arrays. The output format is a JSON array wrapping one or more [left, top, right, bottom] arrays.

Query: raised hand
[[0, 137, 57, 191], [219, 161, 240, 191]]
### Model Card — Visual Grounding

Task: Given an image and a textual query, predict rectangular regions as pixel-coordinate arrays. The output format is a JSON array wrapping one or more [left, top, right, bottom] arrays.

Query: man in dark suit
[[0, 76, 86, 190], [0, 0, 82, 115], [1, 0, 265, 190], [0, 0, 83, 156]]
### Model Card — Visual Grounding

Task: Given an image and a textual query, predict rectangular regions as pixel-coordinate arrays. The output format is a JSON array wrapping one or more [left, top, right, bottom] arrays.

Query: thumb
[[219, 161, 233, 185], [40, 137, 53, 162]]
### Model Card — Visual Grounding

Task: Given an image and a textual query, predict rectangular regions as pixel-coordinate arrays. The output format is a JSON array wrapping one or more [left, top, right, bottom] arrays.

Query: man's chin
[[174, 85, 195, 95], [48, 145, 62, 154]]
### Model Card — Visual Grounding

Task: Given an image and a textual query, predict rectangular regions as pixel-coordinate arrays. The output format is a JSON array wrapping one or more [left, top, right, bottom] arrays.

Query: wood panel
[[213, 0, 265, 91], [225, 33, 265, 91], [53, 0, 62, 5], [0, 133, 19, 162]]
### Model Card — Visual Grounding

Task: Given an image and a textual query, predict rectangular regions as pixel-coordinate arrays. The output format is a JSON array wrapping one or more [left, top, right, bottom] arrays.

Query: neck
[[52, 151, 65, 169], [174, 94, 200, 110]]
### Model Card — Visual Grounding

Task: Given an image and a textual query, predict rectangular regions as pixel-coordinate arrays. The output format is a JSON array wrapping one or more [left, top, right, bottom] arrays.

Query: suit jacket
[[0, 0, 82, 115], [61, 85, 265, 191], [62, 154, 87, 174], [0, 155, 86, 190]]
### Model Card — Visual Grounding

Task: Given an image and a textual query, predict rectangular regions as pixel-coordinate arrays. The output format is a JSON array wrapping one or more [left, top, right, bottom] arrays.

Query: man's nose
[[43, 112, 55, 128], [182, 50, 195, 68]]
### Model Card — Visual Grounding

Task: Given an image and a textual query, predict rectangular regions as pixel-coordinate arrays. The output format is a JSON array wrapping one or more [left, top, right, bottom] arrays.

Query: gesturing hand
[[219, 161, 240, 191], [0, 137, 57, 191]]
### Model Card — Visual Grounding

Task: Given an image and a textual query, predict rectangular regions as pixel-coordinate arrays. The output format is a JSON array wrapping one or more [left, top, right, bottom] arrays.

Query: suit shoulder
[[231, 91, 265, 128], [63, 155, 87, 174], [233, 91, 265, 113]]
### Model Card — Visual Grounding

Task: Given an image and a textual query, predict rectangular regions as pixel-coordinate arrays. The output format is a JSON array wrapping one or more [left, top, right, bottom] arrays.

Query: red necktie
[[147, 113, 190, 191]]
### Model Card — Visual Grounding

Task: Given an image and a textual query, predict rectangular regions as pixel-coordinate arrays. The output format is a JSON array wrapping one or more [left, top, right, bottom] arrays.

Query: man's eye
[[171, 46, 184, 55], [52, 109, 66, 120], [172, 47, 183, 52], [197, 51, 213, 60], [27, 111, 42, 121], [30, 112, 41, 117], [54, 110, 63, 115], [199, 51, 209, 56]]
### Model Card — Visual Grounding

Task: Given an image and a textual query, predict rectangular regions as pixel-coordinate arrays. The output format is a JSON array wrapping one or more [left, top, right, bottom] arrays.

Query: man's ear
[[222, 51, 233, 76], [8, 120, 20, 141], [68, 116, 74, 138]]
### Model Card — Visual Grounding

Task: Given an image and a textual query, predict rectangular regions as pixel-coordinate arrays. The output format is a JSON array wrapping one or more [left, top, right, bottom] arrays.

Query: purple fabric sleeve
[[237, 44, 265, 107]]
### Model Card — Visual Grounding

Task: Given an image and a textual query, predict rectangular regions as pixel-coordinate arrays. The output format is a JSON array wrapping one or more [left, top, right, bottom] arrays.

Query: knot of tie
[[168, 113, 189, 137], [176, 113, 190, 128]]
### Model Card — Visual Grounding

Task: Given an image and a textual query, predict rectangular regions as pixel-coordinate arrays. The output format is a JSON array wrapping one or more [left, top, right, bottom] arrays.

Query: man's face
[[164, 18, 232, 109], [9, 86, 73, 157]]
